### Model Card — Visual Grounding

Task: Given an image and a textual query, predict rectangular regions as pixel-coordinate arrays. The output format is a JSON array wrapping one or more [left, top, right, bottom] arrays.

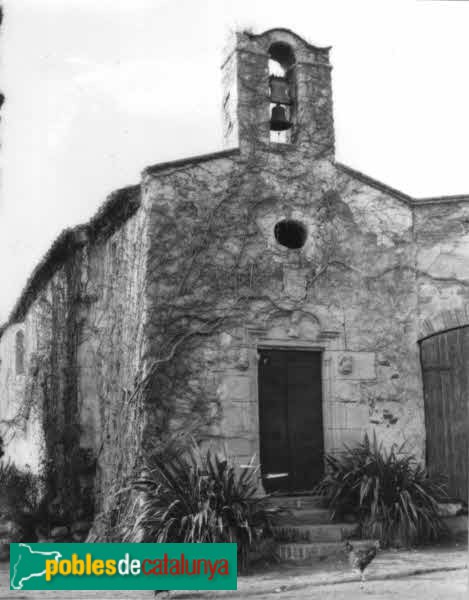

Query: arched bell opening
[[268, 42, 296, 144]]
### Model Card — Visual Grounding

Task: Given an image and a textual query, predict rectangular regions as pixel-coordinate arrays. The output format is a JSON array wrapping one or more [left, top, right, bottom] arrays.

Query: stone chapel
[[0, 29, 467, 520]]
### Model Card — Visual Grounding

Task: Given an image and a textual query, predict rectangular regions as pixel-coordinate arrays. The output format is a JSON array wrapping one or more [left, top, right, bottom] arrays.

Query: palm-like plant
[[127, 441, 278, 571], [0, 461, 42, 538], [314, 433, 448, 547]]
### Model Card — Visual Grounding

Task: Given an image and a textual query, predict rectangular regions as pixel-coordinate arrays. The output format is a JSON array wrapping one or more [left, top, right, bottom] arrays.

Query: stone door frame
[[243, 323, 376, 493], [245, 326, 337, 493]]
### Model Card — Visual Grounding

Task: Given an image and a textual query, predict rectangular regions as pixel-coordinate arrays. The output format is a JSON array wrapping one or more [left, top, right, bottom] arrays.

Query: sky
[[1, 0, 469, 323]]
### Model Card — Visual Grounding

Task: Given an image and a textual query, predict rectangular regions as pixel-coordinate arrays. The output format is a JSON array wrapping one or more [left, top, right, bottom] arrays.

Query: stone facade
[[0, 187, 148, 518], [415, 199, 469, 337], [0, 27, 468, 520], [0, 323, 43, 472]]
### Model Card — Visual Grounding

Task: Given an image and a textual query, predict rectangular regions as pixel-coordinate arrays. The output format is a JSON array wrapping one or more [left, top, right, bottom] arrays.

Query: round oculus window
[[274, 219, 307, 249]]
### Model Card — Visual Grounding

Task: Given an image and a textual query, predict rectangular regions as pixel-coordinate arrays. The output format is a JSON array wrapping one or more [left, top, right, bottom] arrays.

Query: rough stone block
[[277, 539, 376, 562], [329, 380, 361, 403], [328, 402, 368, 430], [330, 351, 376, 381], [0, 520, 22, 540], [273, 522, 358, 543], [326, 428, 364, 453], [71, 520, 92, 534], [217, 375, 252, 403], [221, 401, 258, 436], [224, 437, 255, 459], [283, 268, 308, 301], [50, 526, 69, 539], [443, 515, 468, 539]]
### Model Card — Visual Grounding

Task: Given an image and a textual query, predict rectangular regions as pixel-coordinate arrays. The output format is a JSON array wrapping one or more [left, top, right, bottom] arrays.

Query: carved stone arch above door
[[246, 308, 341, 346], [419, 306, 469, 340]]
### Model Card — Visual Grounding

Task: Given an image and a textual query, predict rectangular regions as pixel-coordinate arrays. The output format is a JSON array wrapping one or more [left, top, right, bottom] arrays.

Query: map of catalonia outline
[[11, 543, 62, 590]]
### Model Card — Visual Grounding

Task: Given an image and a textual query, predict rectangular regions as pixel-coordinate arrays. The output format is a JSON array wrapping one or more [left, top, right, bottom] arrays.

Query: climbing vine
[[0, 38, 422, 541]]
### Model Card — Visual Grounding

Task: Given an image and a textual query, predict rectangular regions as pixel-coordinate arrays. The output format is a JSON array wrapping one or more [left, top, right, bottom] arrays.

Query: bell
[[270, 104, 292, 131], [269, 76, 291, 104]]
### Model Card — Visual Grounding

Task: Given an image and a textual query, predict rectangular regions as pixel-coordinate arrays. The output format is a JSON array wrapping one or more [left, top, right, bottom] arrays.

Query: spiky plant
[[127, 441, 279, 571], [0, 461, 42, 538], [314, 433, 448, 547]]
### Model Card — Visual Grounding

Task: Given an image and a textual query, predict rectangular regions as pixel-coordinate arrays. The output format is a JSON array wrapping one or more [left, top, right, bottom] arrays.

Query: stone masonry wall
[[140, 143, 425, 488], [414, 200, 469, 337], [0, 323, 44, 473], [2, 25, 467, 517], [1, 153, 466, 510], [0, 249, 84, 513], [0, 187, 149, 521], [139, 154, 242, 450], [77, 201, 149, 513]]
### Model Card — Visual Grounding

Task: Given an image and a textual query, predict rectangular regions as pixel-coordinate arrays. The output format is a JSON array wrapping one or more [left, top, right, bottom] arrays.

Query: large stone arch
[[419, 306, 469, 340]]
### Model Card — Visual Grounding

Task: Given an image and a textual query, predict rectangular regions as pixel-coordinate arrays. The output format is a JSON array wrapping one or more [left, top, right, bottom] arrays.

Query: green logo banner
[[10, 543, 237, 591]]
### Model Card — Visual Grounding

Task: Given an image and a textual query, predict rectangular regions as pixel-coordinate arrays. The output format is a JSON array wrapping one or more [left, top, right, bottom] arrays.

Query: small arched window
[[15, 330, 25, 375]]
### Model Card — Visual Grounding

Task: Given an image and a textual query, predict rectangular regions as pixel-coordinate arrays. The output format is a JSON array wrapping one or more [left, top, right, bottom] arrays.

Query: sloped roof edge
[[4, 184, 141, 329], [142, 148, 240, 177], [336, 162, 413, 204], [337, 162, 469, 206], [2, 149, 242, 337], [412, 194, 469, 206]]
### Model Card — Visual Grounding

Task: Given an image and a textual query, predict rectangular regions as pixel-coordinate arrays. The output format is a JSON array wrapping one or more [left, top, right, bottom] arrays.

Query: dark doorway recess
[[258, 348, 324, 493]]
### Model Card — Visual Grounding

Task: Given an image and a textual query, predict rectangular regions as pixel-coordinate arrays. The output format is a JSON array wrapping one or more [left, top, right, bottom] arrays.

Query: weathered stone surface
[[328, 380, 362, 404], [277, 539, 376, 562], [0, 323, 44, 472], [275, 522, 359, 543], [220, 401, 258, 437], [338, 355, 353, 375], [328, 402, 369, 430], [50, 526, 69, 538], [283, 268, 308, 301], [0, 198, 149, 522], [1, 27, 468, 536], [442, 515, 468, 539], [437, 502, 467, 518], [71, 520, 92, 534], [0, 520, 22, 540], [415, 203, 469, 338], [330, 352, 376, 381], [326, 428, 365, 453], [216, 376, 252, 403]]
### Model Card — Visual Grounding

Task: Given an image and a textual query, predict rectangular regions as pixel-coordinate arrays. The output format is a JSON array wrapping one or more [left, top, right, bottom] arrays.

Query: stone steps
[[266, 494, 329, 510], [273, 522, 358, 543], [275, 507, 333, 525], [277, 538, 376, 562], [267, 493, 364, 563], [443, 515, 468, 540]]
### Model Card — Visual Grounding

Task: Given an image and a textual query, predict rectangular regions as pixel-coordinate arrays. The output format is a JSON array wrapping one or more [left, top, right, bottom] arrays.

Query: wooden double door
[[258, 348, 324, 493]]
